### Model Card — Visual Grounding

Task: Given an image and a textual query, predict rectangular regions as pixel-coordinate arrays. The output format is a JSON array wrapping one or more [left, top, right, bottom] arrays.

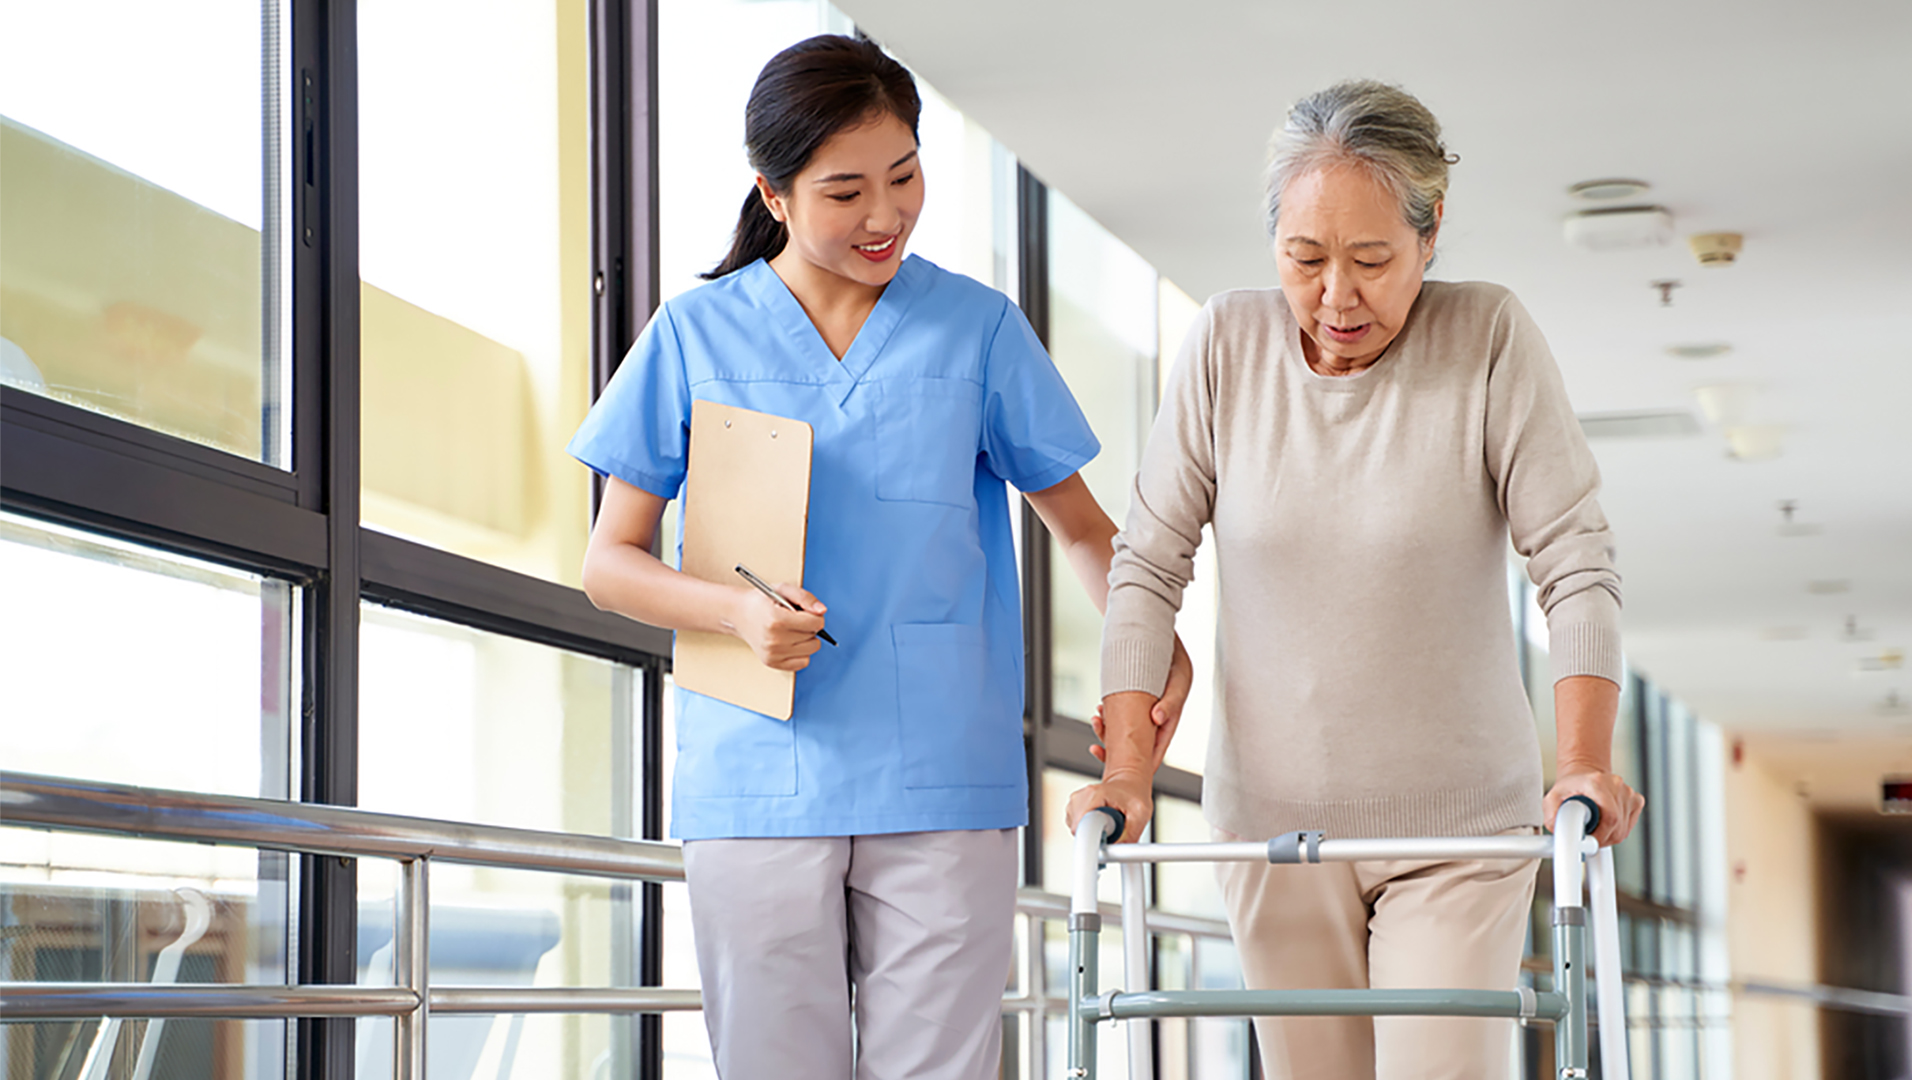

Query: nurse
[[568, 34, 1189, 1080]]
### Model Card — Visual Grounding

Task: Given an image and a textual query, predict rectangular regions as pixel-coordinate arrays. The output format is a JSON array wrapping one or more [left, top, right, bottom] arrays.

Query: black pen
[[735, 563, 838, 646]]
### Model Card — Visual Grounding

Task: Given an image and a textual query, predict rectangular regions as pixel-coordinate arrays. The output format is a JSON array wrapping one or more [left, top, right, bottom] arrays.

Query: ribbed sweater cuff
[[1101, 635, 1175, 699], [1550, 621, 1624, 685]]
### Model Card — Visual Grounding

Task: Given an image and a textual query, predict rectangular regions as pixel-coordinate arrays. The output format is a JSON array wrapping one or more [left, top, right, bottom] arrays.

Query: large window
[[0, 519, 293, 1080], [1045, 190, 1160, 723], [0, 514, 295, 797], [355, 610, 645, 1080], [357, 2, 594, 588], [0, 1, 290, 466]]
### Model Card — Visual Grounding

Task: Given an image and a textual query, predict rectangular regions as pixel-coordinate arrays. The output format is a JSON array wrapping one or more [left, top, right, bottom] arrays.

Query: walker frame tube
[[1066, 800, 1627, 1080]]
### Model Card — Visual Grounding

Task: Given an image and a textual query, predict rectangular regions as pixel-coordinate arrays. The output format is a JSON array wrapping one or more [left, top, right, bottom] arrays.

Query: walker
[[1067, 797, 1629, 1080]]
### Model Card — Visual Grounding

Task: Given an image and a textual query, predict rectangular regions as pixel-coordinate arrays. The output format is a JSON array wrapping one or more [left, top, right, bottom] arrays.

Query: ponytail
[[698, 34, 920, 280], [702, 186, 789, 281]]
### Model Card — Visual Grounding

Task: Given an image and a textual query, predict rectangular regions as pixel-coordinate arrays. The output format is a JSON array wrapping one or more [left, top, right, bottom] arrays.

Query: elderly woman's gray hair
[[1264, 80, 1453, 244]]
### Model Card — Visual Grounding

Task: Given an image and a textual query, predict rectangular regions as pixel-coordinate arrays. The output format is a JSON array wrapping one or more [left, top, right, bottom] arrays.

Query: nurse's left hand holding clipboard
[[580, 476, 832, 672]]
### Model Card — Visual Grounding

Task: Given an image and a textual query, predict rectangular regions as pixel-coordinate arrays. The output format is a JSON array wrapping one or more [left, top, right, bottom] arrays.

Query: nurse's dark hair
[[702, 34, 921, 280]]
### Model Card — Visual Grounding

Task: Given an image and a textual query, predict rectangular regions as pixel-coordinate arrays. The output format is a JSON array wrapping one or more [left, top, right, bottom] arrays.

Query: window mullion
[[293, 4, 362, 1080]]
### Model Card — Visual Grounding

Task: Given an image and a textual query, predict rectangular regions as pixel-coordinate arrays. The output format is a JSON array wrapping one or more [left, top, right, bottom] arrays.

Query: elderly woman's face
[[1275, 164, 1438, 375]]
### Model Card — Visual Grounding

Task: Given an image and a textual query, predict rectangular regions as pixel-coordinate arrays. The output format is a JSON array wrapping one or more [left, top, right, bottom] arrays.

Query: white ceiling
[[841, 0, 1912, 739]]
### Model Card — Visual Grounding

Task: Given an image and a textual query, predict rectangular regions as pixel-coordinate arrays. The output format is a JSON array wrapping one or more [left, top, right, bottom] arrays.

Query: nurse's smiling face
[[759, 111, 923, 292]]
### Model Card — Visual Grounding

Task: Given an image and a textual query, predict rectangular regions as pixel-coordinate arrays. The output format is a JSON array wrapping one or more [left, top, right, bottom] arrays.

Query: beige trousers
[[1216, 828, 1539, 1080], [681, 829, 1018, 1080]]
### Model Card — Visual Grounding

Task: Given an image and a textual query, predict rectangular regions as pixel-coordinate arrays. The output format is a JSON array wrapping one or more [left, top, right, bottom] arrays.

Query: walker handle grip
[[1563, 794, 1602, 836], [1090, 806, 1127, 843]]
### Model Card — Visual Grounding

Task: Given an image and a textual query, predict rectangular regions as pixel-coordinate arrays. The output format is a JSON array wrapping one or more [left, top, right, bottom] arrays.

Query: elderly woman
[[1067, 80, 1645, 1079]]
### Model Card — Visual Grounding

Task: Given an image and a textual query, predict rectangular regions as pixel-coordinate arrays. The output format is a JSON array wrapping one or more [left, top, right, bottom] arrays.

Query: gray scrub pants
[[681, 828, 1018, 1080]]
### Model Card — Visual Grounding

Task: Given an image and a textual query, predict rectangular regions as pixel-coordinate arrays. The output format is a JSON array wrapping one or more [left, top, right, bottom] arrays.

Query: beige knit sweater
[[1101, 281, 1622, 840]]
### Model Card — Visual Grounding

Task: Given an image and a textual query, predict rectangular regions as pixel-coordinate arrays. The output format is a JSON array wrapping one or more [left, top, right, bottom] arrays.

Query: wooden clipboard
[[674, 400, 814, 720]]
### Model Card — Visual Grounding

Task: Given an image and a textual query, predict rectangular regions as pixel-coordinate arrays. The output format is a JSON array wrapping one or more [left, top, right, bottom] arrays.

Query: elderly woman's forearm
[[1097, 692, 1160, 779], [1554, 674, 1621, 773]]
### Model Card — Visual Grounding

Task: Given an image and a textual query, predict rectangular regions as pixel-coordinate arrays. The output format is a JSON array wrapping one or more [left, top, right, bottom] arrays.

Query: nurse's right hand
[[728, 583, 828, 671]]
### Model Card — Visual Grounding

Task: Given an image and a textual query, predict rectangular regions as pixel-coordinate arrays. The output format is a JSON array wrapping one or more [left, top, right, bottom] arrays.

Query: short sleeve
[[566, 304, 693, 499], [978, 299, 1100, 492]]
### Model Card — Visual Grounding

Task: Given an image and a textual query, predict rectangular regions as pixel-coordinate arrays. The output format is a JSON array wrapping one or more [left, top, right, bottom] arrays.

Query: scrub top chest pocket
[[871, 378, 985, 508]]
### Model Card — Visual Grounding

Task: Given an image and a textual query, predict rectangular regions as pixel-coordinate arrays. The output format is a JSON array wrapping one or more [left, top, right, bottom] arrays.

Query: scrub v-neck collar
[[747, 256, 919, 405]]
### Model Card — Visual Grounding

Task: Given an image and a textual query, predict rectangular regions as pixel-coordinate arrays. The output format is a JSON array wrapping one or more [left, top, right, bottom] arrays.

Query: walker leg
[[1587, 847, 1631, 1080], [1120, 860, 1153, 1080], [1069, 809, 1121, 1079], [1553, 913, 1589, 1080], [1068, 918, 1100, 1079]]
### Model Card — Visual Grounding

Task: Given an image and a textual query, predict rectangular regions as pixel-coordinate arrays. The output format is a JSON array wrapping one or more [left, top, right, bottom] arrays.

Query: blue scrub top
[[568, 256, 1099, 839]]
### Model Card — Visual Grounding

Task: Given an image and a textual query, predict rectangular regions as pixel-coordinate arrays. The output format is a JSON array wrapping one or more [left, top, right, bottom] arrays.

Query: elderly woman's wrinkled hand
[[1544, 770, 1645, 848], [1066, 771, 1153, 844]]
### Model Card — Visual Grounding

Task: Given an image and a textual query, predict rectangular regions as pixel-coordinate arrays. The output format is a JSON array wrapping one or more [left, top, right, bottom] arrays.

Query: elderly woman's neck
[[1303, 339, 1386, 377]]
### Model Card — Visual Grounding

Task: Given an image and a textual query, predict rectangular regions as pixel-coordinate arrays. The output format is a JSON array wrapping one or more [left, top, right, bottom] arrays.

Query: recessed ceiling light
[[1666, 342, 1733, 360], [1563, 205, 1673, 251], [1694, 383, 1756, 426], [1726, 425, 1785, 461], [1569, 178, 1651, 201]]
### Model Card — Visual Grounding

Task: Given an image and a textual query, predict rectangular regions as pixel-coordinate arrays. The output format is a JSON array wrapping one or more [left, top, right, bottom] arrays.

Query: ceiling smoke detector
[[1564, 205, 1674, 251], [1689, 232, 1744, 267], [1569, 178, 1652, 201], [1856, 648, 1906, 674]]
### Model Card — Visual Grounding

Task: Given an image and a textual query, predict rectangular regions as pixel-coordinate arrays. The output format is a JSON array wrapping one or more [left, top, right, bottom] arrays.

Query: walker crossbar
[[1080, 988, 1570, 1021], [1066, 800, 1630, 1080]]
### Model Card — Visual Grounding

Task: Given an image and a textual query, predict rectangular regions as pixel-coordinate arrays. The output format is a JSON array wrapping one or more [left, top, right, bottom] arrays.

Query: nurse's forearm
[[581, 539, 756, 637], [1024, 473, 1119, 614], [580, 476, 758, 638]]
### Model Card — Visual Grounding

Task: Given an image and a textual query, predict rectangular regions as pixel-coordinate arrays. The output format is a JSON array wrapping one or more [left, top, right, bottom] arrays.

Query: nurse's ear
[[755, 173, 790, 224]]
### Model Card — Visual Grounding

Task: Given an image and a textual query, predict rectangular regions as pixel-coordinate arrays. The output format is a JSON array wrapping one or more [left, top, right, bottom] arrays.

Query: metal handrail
[[0, 771, 685, 881], [0, 985, 708, 1021], [1012, 886, 1231, 940], [7, 767, 1903, 1076], [0, 769, 692, 1079], [0, 985, 420, 1020]]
